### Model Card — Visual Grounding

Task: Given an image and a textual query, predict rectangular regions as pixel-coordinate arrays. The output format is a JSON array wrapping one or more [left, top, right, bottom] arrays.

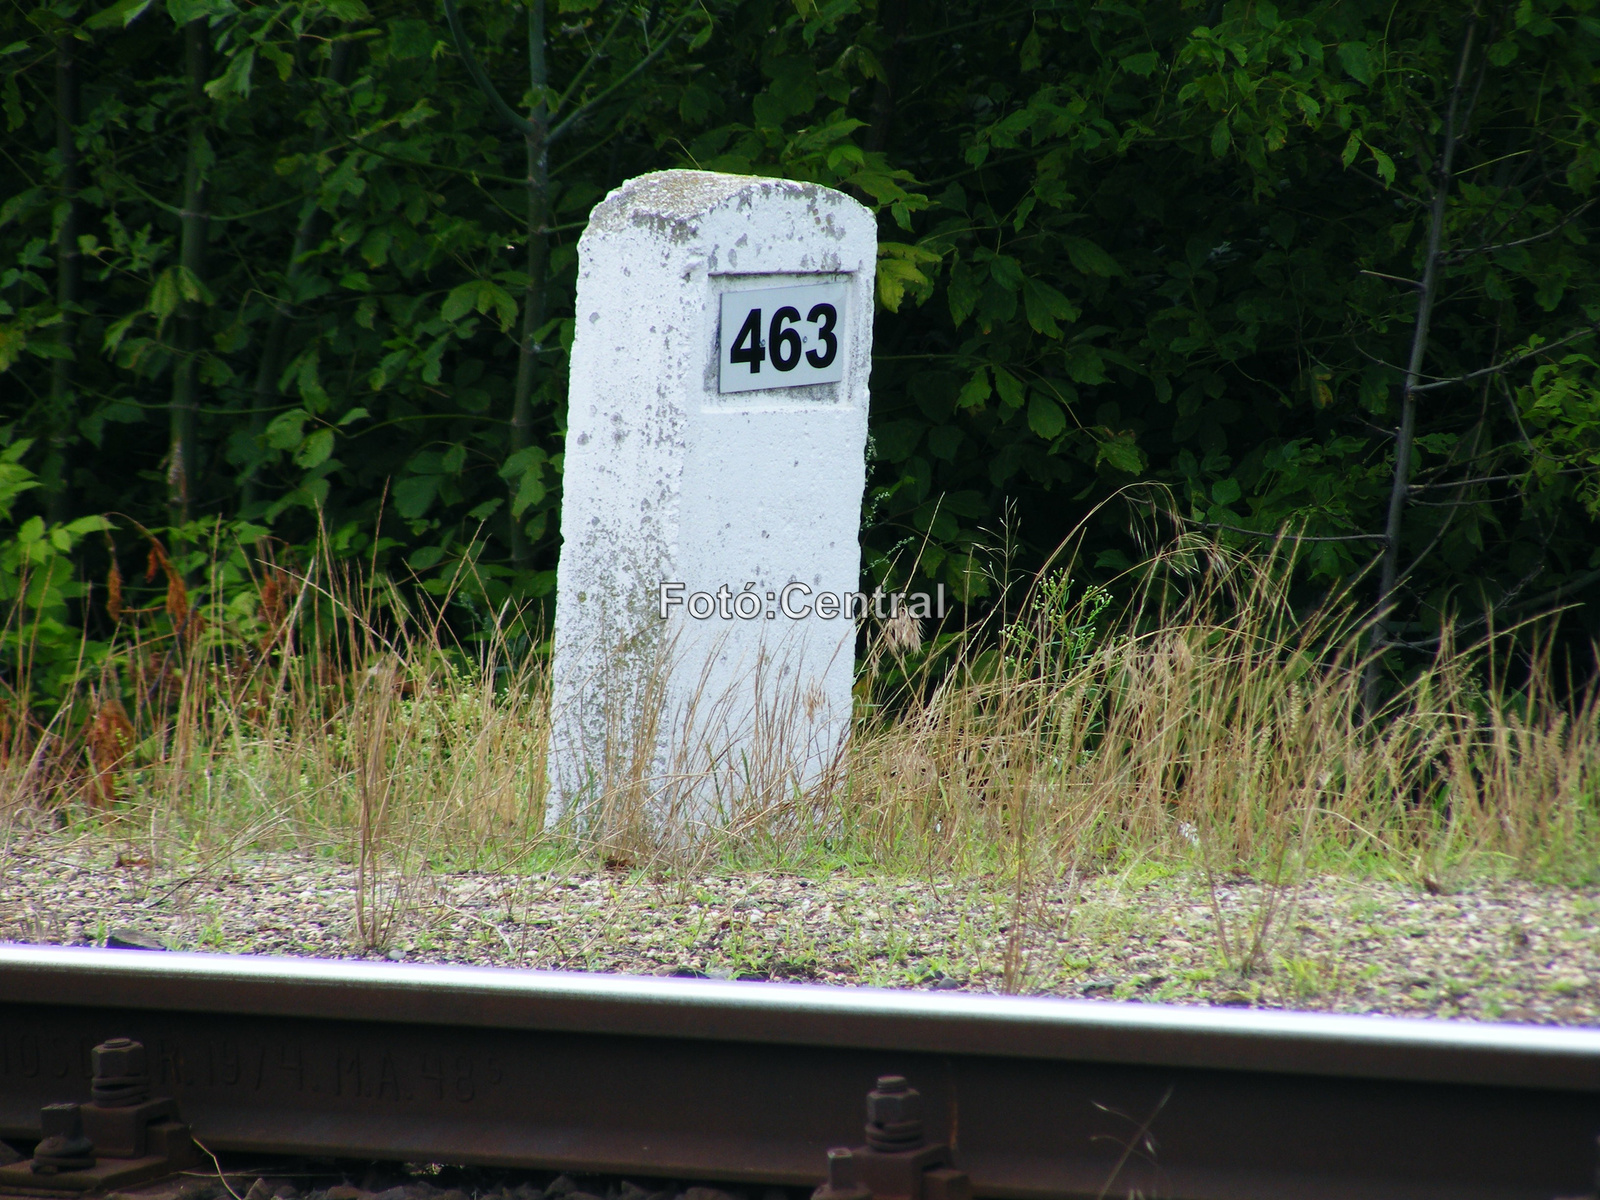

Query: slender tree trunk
[[47, 34, 81, 526], [509, 0, 549, 572], [243, 39, 354, 513], [240, 208, 305, 513], [448, 0, 689, 571], [1364, 19, 1477, 715], [168, 18, 210, 529]]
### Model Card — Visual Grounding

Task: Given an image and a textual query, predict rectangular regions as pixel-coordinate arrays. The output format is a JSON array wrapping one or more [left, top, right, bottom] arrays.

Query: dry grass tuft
[[3, 535, 1598, 960]]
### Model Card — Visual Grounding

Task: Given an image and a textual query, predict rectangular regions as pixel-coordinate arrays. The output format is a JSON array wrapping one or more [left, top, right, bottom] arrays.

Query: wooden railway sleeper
[[812, 1077, 969, 1200], [0, 1037, 198, 1195]]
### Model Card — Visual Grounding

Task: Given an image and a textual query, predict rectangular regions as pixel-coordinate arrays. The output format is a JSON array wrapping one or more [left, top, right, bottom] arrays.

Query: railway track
[[1, 945, 1597, 1200]]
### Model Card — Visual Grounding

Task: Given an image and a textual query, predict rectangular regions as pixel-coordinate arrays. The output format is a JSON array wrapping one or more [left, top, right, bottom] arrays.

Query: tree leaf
[[387, 16, 434, 58], [987, 253, 1024, 291], [1028, 394, 1066, 440], [876, 256, 931, 312], [25, 338, 72, 360], [927, 426, 962, 460], [102, 313, 137, 356], [294, 428, 334, 469], [322, 0, 370, 20], [1368, 144, 1395, 185], [1337, 41, 1375, 85], [84, 0, 154, 29], [442, 283, 476, 324], [477, 281, 518, 332], [264, 409, 308, 451], [0, 187, 40, 229], [393, 474, 438, 519], [2, 72, 19, 134], [1020, 27, 1042, 72], [1120, 51, 1158, 76], [957, 366, 992, 409], [204, 47, 254, 99], [1341, 131, 1361, 168], [0, 325, 24, 372], [147, 269, 180, 321], [1064, 343, 1107, 384], [176, 264, 212, 304], [1210, 119, 1230, 158], [1097, 434, 1145, 474], [166, 0, 228, 25], [1063, 237, 1122, 277], [512, 468, 546, 517], [296, 349, 329, 410], [947, 261, 980, 327], [1023, 277, 1078, 336], [408, 544, 445, 571], [993, 366, 1026, 409]]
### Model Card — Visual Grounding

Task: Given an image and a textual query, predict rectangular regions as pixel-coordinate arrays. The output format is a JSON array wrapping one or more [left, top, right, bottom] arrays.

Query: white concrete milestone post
[[546, 170, 876, 827]]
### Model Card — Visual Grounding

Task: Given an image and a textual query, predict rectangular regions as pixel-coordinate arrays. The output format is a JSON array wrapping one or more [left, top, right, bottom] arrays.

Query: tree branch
[[1359, 268, 1421, 290], [1197, 520, 1387, 544], [1502, 566, 1600, 616], [104, 165, 314, 223], [898, 8, 1035, 43], [548, 5, 698, 145], [442, 0, 533, 137], [1384, 562, 1555, 650], [331, 129, 527, 188], [1444, 198, 1597, 262], [549, 1, 634, 119], [1391, 370, 1496, 589], [1407, 495, 1498, 507], [1413, 465, 1600, 493], [1409, 471, 1527, 491], [1409, 322, 1600, 393]]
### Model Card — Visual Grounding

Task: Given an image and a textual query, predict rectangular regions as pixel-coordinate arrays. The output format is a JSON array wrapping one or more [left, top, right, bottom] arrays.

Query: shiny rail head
[[2, 943, 1599, 1092]]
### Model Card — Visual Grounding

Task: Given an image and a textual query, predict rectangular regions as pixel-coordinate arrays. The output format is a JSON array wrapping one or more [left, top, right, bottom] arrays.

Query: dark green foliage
[[849, 0, 1600, 635], [3, 0, 1600, 704]]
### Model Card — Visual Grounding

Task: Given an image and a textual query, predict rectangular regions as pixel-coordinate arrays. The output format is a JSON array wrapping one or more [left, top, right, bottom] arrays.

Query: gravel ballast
[[4, 830, 1598, 1025], [72, 1160, 786, 1200]]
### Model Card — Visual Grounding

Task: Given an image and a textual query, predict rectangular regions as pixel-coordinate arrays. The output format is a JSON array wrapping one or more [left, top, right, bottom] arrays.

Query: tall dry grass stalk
[[2, 535, 1597, 953], [838, 541, 1600, 893], [549, 619, 855, 879]]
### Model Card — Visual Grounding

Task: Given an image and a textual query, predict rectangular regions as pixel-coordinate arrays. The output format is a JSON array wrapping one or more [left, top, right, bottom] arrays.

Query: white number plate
[[718, 281, 849, 394]]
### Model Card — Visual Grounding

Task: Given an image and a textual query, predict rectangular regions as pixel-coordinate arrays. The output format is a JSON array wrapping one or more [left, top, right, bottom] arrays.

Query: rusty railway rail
[[1, 945, 1598, 1200]]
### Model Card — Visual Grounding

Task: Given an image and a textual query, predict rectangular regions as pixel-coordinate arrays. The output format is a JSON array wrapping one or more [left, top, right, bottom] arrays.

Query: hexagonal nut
[[867, 1085, 922, 1126], [92, 1038, 147, 1080]]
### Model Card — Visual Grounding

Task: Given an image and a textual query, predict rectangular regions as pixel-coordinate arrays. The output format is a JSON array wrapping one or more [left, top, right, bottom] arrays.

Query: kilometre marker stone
[[547, 169, 875, 827]]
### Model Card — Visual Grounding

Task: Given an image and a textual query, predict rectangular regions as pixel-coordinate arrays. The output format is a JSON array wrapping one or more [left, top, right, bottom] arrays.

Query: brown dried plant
[[106, 559, 124, 623], [84, 688, 135, 808]]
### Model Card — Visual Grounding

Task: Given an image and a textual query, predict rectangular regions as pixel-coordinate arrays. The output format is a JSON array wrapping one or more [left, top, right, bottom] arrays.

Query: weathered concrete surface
[[547, 170, 876, 829]]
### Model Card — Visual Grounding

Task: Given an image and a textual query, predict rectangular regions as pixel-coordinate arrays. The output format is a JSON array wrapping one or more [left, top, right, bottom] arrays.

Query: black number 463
[[729, 303, 838, 373]]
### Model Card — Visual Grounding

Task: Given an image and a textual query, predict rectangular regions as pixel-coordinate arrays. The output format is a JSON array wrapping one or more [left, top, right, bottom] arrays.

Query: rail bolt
[[810, 1147, 871, 1200], [865, 1075, 924, 1149], [92, 1038, 146, 1080], [91, 1037, 151, 1107], [31, 1103, 95, 1174]]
